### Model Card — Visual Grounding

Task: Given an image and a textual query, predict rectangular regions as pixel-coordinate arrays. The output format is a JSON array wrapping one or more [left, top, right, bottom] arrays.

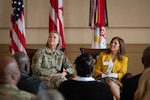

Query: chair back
[[80, 47, 110, 59], [26, 48, 38, 75]]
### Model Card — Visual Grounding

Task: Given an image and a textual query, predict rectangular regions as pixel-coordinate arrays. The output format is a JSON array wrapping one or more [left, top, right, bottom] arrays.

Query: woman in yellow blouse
[[93, 37, 128, 100]]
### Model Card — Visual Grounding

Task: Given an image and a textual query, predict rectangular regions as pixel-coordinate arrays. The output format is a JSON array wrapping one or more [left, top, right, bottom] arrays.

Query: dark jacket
[[121, 73, 142, 100], [58, 80, 113, 100], [17, 73, 48, 94]]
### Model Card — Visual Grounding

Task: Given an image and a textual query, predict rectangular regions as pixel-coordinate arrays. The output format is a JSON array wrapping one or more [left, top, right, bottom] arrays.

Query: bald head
[[142, 46, 150, 68], [13, 51, 30, 74], [0, 56, 20, 85]]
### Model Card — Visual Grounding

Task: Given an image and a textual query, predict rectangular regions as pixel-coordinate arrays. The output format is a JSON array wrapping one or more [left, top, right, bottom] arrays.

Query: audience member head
[[142, 46, 150, 69], [32, 89, 64, 100], [46, 30, 62, 50], [110, 36, 125, 60], [134, 68, 150, 100], [74, 54, 94, 77], [0, 56, 20, 85], [13, 51, 30, 74]]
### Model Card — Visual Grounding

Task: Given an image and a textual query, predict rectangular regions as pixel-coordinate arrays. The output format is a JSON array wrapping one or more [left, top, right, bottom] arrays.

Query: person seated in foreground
[[58, 54, 113, 100], [32, 89, 64, 100], [0, 56, 35, 100], [13, 51, 48, 94], [134, 68, 150, 100], [121, 46, 150, 100]]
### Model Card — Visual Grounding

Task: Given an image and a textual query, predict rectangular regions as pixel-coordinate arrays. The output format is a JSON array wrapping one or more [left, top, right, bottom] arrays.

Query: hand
[[103, 72, 109, 75], [59, 71, 67, 77], [49, 71, 67, 77], [49, 73, 60, 77]]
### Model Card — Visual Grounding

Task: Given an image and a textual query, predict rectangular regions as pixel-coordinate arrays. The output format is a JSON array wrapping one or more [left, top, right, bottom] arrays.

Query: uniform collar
[[45, 47, 62, 55], [0, 83, 18, 90]]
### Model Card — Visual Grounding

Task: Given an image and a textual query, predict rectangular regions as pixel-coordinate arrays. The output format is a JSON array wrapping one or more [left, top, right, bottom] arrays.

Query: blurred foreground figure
[[32, 89, 64, 100], [58, 54, 113, 100], [13, 51, 48, 94], [121, 46, 150, 100], [0, 56, 34, 100]]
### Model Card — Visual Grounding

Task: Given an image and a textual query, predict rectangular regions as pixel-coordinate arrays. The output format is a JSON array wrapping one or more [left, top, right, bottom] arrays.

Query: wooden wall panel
[[0, 44, 9, 56], [0, 44, 150, 75]]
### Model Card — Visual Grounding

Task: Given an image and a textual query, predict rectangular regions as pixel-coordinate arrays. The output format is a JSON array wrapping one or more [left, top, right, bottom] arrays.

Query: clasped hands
[[103, 71, 110, 75], [49, 71, 67, 77]]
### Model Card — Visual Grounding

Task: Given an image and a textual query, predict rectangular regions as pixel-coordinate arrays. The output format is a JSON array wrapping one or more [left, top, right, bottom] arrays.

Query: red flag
[[49, 0, 66, 49], [9, 0, 26, 55], [89, 0, 108, 49]]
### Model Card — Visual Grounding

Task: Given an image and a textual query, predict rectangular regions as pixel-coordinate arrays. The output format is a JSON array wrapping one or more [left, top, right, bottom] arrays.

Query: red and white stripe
[[10, 2, 26, 55], [49, 0, 66, 49], [100, 26, 106, 48], [90, 0, 107, 49]]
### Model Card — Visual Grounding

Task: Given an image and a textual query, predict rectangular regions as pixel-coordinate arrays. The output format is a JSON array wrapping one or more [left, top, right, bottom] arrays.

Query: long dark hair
[[109, 37, 126, 61]]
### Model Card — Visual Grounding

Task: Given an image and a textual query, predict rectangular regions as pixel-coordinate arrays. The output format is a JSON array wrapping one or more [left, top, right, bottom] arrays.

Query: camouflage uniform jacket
[[0, 83, 35, 100], [31, 47, 74, 89]]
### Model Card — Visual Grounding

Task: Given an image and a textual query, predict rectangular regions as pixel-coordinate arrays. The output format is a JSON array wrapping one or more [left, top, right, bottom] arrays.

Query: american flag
[[89, 0, 108, 49], [49, 0, 66, 49], [9, 0, 26, 55]]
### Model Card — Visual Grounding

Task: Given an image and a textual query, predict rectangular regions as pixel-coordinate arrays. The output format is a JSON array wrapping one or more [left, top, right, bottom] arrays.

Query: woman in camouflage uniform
[[31, 31, 74, 89]]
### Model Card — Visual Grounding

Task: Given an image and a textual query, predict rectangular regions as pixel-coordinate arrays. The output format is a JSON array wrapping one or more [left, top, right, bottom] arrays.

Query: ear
[[12, 72, 20, 85]]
